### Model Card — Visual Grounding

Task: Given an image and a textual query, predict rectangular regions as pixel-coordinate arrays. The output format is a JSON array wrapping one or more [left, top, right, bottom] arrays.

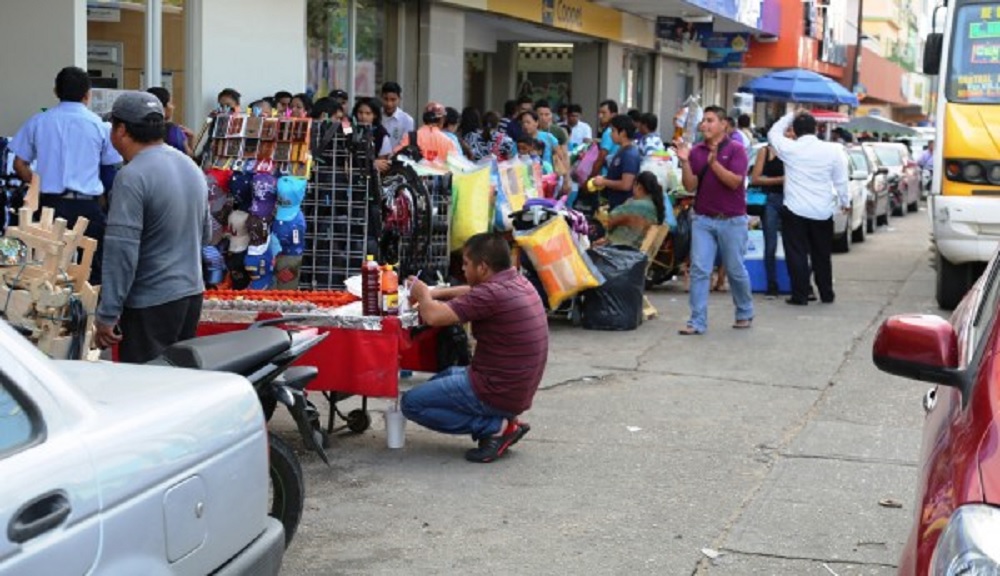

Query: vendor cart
[[196, 306, 444, 439]]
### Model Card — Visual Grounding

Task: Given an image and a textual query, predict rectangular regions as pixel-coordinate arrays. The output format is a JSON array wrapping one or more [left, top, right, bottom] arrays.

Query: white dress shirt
[[568, 121, 593, 147], [382, 108, 415, 150], [768, 113, 849, 221]]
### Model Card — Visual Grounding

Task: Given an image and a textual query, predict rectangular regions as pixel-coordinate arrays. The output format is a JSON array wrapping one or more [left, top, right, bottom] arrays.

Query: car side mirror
[[876, 166, 889, 175], [924, 32, 943, 75], [873, 314, 961, 387]]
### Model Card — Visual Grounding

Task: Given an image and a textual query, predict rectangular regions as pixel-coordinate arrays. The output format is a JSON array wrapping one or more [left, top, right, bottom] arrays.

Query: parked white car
[[0, 321, 284, 575], [833, 148, 868, 253]]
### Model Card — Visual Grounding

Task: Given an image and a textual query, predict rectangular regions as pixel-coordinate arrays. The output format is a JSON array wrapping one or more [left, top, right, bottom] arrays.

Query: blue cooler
[[745, 230, 791, 293]]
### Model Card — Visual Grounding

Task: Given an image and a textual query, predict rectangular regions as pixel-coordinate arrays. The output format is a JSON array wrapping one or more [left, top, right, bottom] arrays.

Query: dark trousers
[[780, 206, 834, 303], [118, 294, 204, 364], [38, 194, 106, 286]]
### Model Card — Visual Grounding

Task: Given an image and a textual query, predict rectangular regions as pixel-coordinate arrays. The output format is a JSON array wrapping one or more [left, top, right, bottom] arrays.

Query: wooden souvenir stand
[[1, 207, 100, 359]]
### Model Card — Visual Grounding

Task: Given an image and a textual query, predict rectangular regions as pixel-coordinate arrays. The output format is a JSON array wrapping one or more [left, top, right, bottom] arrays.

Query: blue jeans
[[763, 194, 783, 291], [401, 367, 514, 440], [687, 214, 755, 333]]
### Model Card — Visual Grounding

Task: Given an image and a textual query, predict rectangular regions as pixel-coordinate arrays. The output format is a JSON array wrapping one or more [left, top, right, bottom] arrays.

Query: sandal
[[678, 326, 703, 336], [732, 319, 753, 329]]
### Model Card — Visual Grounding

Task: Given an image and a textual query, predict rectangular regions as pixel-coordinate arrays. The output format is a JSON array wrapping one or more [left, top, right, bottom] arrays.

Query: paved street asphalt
[[276, 208, 936, 575]]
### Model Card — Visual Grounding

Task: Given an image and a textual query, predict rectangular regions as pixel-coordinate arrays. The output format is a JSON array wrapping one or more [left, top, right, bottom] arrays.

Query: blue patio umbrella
[[739, 69, 859, 107]]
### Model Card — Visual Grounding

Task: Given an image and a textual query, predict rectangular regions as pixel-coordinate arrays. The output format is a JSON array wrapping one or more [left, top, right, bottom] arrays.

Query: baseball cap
[[275, 176, 307, 221], [245, 236, 279, 290], [111, 91, 164, 124], [273, 212, 306, 256], [229, 172, 254, 212], [424, 102, 445, 119], [227, 210, 251, 253], [202, 245, 226, 286], [206, 168, 232, 193], [250, 173, 278, 220], [246, 214, 271, 246]]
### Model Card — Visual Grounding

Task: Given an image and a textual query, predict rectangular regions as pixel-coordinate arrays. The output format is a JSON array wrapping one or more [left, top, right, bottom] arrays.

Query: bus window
[[948, 3, 1000, 103]]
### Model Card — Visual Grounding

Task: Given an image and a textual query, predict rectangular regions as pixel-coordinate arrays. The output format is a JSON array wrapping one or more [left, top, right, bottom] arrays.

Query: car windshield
[[947, 3, 1000, 103], [849, 151, 868, 172], [873, 147, 902, 166]]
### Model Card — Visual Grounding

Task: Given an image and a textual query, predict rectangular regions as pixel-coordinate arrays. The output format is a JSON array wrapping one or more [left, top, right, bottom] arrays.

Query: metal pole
[[851, 0, 864, 95], [144, 0, 163, 89], [348, 0, 357, 104]]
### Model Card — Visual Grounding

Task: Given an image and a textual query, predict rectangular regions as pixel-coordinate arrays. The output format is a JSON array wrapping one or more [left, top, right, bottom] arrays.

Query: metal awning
[[842, 115, 918, 136]]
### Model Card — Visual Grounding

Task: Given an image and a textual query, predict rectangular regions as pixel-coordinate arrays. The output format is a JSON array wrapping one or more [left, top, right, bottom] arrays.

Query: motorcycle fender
[[278, 385, 331, 466]]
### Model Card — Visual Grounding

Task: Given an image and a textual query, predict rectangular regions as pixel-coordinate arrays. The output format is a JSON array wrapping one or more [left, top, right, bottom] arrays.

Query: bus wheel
[[936, 253, 973, 310]]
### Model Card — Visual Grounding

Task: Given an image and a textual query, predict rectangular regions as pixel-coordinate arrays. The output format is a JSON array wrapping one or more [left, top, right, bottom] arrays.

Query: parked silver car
[[0, 321, 284, 575], [834, 147, 868, 253], [849, 144, 891, 233]]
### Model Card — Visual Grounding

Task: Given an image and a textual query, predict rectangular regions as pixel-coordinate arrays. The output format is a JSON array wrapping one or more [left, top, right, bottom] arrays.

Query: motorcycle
[[888, 173, 904, 216], [150, 317, 330, 548]]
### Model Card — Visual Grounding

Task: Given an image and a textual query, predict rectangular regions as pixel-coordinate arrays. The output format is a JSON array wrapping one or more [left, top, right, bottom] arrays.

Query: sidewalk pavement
[[279, 210, 934, 575]]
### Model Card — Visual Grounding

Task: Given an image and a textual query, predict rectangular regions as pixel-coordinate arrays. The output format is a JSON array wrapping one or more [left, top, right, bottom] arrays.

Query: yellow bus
[[924, 0, 1000, 308]]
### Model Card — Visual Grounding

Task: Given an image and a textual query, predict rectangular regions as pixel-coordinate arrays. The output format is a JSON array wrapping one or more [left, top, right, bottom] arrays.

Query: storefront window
[[622, 52, 648, 112], [308, 0, 385, 99], [516, 43, 573, 109]]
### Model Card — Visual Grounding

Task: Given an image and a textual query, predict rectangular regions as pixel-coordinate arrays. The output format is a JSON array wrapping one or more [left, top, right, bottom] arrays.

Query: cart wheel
[[346, 409, 372, 434]]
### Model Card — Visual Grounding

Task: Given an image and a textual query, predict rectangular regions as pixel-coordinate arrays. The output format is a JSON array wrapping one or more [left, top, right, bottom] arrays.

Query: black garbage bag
[[580, 245, 648, 331]]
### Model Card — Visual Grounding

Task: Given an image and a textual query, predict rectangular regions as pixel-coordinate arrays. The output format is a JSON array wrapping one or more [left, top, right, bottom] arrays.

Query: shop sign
[[702, 33, 749, 69], [87, 6, 121, 23], [684, 0, 770, 34], [542, 0, 584, 31], [655, 17, 712, 43], [486, 0, 622, 41]]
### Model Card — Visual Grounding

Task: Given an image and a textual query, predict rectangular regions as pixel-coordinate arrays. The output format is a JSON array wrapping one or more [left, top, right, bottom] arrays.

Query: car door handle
[[8, 490, 71, 544]]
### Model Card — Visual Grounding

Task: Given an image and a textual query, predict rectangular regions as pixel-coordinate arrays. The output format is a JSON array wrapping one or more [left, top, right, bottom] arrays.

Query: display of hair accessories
[[213, 115, 230, 139], [259, 141, 276, 160], [291, 119, 309, 142], [261, 118, 278, 141], [244, 139, 260, 158], [274, 142, 292, 162], [245, 117, 263, 139], [227, 115, 246, 138], [277, 119, 293, 142], [224, 138, 243, 157]]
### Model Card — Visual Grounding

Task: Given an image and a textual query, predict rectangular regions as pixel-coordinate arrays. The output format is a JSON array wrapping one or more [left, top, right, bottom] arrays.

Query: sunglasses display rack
[[200, 114, 313, 178], [299, 122, 375, 290]]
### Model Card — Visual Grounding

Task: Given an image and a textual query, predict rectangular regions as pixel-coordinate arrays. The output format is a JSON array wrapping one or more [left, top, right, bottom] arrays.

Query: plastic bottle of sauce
[[362, 255, 382, 316], [381, 265, 399, 316]]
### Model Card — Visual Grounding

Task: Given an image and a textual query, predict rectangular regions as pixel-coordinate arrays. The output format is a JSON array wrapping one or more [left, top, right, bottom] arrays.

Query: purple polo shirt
[[689, 138, 749, 217]]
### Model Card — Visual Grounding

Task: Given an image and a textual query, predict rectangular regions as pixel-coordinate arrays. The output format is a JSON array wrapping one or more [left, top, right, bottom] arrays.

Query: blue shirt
[[605, 144, 641, 209], [531, 131, 559, 165], [443, 131, 465, 158], [10, 102, 122, 195], [600, 126, 620, 159]]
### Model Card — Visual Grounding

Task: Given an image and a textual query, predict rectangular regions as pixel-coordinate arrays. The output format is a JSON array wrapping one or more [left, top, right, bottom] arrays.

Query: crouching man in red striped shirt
[[403, 232, 549, 463]]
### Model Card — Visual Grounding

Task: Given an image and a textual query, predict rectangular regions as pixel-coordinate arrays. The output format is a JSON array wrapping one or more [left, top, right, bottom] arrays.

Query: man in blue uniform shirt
[[10, 66, 123, 285]]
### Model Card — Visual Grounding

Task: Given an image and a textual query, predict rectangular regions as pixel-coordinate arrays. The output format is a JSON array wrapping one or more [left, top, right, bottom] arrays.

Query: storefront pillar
[[0, 0, 87, 135], [418, 2, 466, 108], [144, 0, 163, 89]]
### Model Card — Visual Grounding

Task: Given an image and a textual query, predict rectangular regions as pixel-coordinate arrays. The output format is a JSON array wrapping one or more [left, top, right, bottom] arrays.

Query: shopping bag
[[514, 216, 605, 310], [450, 165, 494, 252], [746, 186, 767, 218], [495, 159, 528, 231], [572, 142, 601, 185]]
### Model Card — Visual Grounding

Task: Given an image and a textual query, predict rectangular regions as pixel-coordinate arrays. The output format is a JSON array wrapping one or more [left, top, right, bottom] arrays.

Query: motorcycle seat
[[156, 327, 291, 374]]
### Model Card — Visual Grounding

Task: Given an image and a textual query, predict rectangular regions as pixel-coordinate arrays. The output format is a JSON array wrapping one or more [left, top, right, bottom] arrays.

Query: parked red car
[[873, 255, 1000, 575]]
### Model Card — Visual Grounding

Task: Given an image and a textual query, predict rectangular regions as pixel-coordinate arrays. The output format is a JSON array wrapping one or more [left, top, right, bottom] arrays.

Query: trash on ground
[[700, 547, 720, 559], [878, 498, 903, 508]]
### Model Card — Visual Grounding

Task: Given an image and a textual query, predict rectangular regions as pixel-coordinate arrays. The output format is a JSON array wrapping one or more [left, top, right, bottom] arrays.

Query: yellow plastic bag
[[515, 216, 604, 309], [450, 166, 494, 252]]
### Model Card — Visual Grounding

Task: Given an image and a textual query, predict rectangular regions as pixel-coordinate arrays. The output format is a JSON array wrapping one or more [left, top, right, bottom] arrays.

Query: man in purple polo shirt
[[673, 105, 754, 335], [402, 233, 549, 463]]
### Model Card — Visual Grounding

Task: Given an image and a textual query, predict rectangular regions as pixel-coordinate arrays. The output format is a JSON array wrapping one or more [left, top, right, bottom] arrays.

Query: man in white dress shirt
[[768, 111, 850, 306]]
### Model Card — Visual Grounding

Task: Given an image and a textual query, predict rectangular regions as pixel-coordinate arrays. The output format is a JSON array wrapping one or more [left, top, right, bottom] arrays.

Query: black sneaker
[[466, 422, 531, 463]]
